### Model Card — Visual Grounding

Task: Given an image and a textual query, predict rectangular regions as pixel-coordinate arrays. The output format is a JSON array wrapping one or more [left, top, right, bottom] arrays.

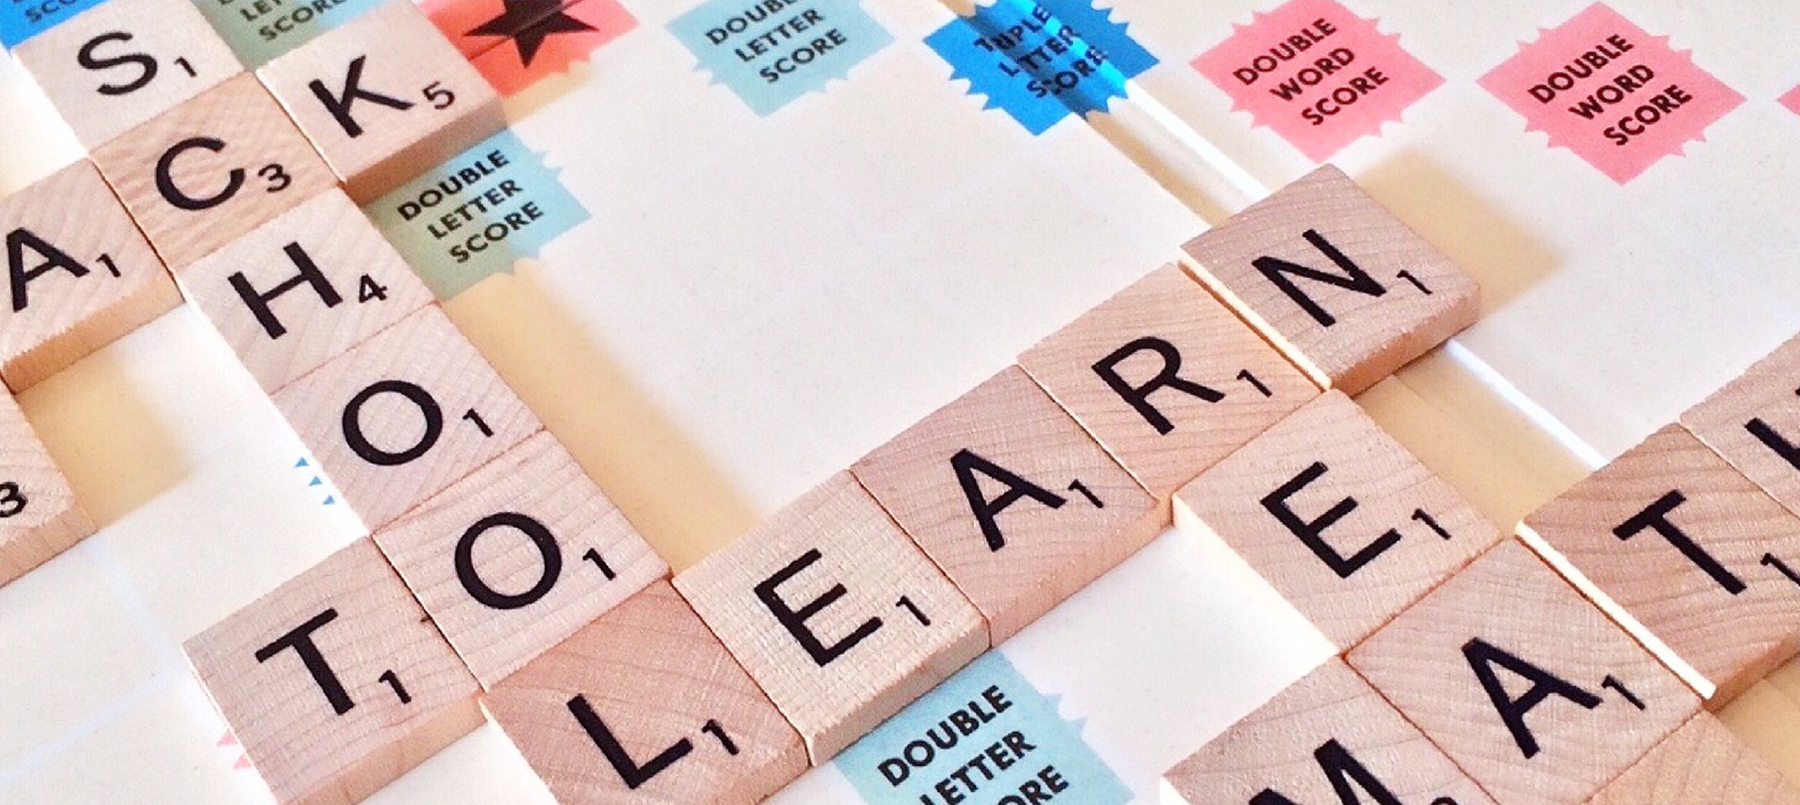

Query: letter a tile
[[852, 366, 1162, 643], [1182, 165, 1478, 395], [184, 539, 482, 805], [0, 160, 177, 391], [674, 472, 986, 765], [1348, 540, 1698, 805]]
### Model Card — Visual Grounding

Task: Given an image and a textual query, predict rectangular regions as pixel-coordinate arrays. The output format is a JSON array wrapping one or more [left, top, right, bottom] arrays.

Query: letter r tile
[[1347, 540, 1698, 805], [183, 539, 482, 805], [1019, 264, 1318, 501], [1163, 659, 1495, 805], [673, 472, 986, 765], [1182, 165, 1478, 394], [1175, 390, 1499, 651]]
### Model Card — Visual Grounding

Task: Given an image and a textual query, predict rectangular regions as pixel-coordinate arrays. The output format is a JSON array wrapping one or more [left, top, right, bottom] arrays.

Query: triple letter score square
[[1182, 164, 1478, 395]]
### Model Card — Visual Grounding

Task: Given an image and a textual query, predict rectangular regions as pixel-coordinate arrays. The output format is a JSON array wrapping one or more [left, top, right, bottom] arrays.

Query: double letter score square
[[1183, 165, 1479, 395], [374, 431, 667, 688], [185, 539, 482, 805], [486, 581, 808, 805], [258, 0, 505, 202], [1019, 264, 1317, 501], [852, 366, 1161, 643], [675, 472, 986, 765], [271, 305, 541, 530], [1176, 390, 1499, 650]]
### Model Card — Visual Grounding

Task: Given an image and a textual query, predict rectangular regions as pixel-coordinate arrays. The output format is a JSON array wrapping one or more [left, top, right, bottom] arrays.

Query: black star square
[[468, 1, 598, 67]]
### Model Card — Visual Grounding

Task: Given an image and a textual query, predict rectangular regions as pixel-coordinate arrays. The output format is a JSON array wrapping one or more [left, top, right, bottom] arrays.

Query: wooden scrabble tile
[[1019, 265, 1317, 500], [12, 0, 241, 149], [1590, 713, 1800, 805], [271, 305, 541, 531], [1683, 333, 1800, 520], [373, 430, 666, 688], [1519, 424, 1800, 704], [1347, 539, 1700, 805], [1164, 658, 1496, 805], [0, 388, 94, 586], [486, 580, 807, 804], [184, 538, 482, 805], [177, 189, 434, 394], [90, 72, 335, 270], [1175, 390, 1499, 650], [674, 472, 986, 765], [850, 366, 1160, 643], [0, 160, 178, 391], [1182, 165, 1479, 395], [258, 1, 505, 202]]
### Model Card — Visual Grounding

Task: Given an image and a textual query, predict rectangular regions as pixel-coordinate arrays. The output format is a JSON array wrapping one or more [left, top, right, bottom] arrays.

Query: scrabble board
[[5, 0, 1800, 803]]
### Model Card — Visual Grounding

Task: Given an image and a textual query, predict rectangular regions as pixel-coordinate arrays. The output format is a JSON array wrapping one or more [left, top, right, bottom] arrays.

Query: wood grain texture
[[1520, 424, 1800, 704], [851, 365, 1162, 643], [271, 305, 542, 531], [258, 0, 504, 202], [1018, 264, 1317, 500], [1181, 164, 1478, 395], [1347, 539, 1699, 805], [1590, 713, 1800, 805], [1176, 390, 1499, 651], [177, 189, 435, 395], [90, 72, 335, 270], [0, 387, 93, 586], [1683, 332, 1800, 521], [673, 471, 986, 765], [12, 0, 242, 149], [374, 430, 667, 688], [1164, 658, 1496, 805], [0, 159, 178, 391], [183, 538, 482, 805], [486, 580, 808, 805]]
